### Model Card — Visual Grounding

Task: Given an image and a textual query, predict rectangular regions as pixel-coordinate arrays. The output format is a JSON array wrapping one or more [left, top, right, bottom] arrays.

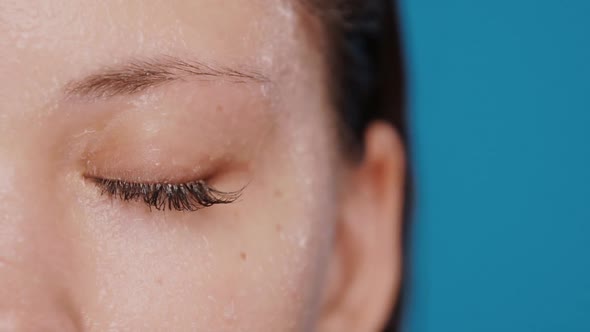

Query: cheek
[[71, 146, 339, 331]]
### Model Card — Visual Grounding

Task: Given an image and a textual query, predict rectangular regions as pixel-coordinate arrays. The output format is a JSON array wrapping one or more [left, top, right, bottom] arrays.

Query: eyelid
[[87, 176, 243, 212]]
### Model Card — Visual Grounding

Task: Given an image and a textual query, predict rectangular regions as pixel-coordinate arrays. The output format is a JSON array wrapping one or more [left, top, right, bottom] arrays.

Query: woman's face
[[0, 1, 403, 331]]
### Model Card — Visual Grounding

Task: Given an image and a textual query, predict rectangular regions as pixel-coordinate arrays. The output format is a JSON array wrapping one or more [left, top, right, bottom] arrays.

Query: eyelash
[[90, 177, 242, 211]]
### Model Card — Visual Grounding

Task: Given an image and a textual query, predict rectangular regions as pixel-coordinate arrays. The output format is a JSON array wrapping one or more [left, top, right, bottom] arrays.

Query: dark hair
[[331, 4, 408, 331], [307, 0, 406, 155], [308, 1, 407, 331]]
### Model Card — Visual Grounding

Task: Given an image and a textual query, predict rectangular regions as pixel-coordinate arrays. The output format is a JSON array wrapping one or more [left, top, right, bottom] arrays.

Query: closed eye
[[88, 177, 243, 212]]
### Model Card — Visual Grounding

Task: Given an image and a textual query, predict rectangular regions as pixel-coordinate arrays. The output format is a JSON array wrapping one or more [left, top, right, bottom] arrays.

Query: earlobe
[[317, 122, 405, 332]]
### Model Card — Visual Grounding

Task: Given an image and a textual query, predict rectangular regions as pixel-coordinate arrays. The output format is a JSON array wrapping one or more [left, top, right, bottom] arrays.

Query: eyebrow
[[64, 55, 270, 99]]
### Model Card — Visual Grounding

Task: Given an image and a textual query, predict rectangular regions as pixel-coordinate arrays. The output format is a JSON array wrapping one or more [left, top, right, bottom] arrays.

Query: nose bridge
[[0, 146, 61, 260], [0, 257, 81, 331], [0, 148, 82, 331]]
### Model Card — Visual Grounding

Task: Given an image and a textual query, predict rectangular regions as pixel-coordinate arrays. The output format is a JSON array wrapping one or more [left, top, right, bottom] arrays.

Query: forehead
[[0, 0, 321, 107], [0, 0, 300, 52]]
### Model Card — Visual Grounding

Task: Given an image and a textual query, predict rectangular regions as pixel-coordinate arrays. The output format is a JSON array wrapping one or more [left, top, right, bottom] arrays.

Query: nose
[[0, 260, 81, 331], [0, 162, 83, 331]]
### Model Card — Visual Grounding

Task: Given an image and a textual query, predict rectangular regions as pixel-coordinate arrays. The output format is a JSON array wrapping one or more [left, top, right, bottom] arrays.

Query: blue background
[[399, 1, 590, 331]]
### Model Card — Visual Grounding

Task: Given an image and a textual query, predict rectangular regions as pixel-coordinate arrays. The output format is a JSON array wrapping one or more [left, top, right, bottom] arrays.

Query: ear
[[317, 122, 405, 332]]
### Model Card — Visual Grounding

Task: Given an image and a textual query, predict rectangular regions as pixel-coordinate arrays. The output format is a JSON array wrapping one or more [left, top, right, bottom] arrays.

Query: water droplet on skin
[[138, 30, 144, 45], [260, 83, 271, 98], [298, 235, 308, 249], [201, 235, 209, 249], [294, 144, 305, 154], [73, 129, 96, 138], [223, 301, 237, 321]]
